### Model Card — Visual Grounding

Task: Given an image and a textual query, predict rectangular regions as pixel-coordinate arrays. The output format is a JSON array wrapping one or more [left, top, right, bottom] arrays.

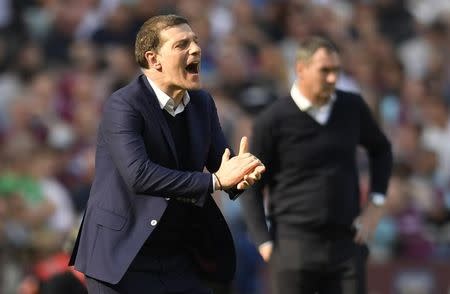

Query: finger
[[254, 165, 266, 174], [238, 136, 248, 156], [246, 173, 256, 181], [250, 169, 262, 180], [352, 218, 363, 243], [243, 180, 250, 189], [246, 171, 260, 182], [358, 231, 368, 244], [259, 243, 273, 262], [354, 227, 368, 244], [253, 161, 265, 170], [243, 174, 256, 185], [242, 163, 261, 177], [235, 157, 260, 176], [237, 180, 250, 190], [221, 148, 230, 163], [354, 231, 364, 244]]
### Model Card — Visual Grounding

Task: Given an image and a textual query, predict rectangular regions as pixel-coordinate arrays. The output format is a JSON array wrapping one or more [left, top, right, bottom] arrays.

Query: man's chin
[[186, 81, 202, 90], [321, 89, 334, 99], [316, 93, 331, 105]]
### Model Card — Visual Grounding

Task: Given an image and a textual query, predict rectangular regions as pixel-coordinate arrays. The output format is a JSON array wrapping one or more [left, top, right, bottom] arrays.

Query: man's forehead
[[312, 48, 340, 65], [313, 48, 338, 59], [160, 24, 195, 42]]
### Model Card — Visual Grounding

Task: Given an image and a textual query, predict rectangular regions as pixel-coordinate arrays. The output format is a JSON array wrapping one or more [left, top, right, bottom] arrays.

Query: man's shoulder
[[188, 89, 212, 100], [111, 75, 144, 99], [335, 89, 364, 105], [258, 95, 293, 115], [104, 75, 149, 109], [187, 89, 215, 110], [252, 96, 293, 127]]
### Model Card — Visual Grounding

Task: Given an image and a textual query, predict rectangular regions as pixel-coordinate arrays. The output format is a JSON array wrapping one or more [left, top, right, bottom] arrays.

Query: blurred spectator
[[90, 3, 136, 47], [420, 95, 450, 187]]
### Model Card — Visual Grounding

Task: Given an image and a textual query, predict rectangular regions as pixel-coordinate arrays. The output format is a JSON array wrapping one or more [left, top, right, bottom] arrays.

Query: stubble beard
[[186, 76, 201, 90]]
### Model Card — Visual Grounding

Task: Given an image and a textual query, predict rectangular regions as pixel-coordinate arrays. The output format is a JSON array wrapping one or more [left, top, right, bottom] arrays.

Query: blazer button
[[150, 220, 158, 226]]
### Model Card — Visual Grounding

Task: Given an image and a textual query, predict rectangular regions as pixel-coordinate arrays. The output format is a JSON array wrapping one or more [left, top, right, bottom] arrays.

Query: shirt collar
[[146, 77, 190, 117], [290, 82, 335, 112]]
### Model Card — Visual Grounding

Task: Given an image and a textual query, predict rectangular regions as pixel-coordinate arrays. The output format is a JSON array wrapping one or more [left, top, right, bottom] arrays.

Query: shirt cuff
[[370, 192, 386, 206]]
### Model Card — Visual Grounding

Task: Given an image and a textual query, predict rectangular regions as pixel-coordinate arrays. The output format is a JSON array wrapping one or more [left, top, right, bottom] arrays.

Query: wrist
[[213, 173, 223, 190]]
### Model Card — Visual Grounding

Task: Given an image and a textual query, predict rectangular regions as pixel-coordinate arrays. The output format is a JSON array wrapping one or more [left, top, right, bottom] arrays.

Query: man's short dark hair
[[135, 14, 189, 69], [296, 36, 339, 63]]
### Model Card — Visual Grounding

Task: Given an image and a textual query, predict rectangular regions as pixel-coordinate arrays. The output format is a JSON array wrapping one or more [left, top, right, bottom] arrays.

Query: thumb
[[238, 136, 248, 155], [222, 148, 230, 163]]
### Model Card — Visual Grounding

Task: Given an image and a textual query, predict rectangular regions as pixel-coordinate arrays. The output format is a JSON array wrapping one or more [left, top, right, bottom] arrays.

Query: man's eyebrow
[[172, 35, 198, 49], [321, 65, 341, 70], [177, 34, 198, 42], [175, 38, 188, 44]]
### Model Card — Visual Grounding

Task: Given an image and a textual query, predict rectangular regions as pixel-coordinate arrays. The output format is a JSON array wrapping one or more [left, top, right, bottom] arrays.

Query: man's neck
[[144, 70, 185, 106]]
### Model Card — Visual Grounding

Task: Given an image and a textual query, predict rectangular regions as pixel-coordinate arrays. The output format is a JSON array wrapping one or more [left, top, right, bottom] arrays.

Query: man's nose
[[327, 72, 338, 84], [189, 42, 201, 55]]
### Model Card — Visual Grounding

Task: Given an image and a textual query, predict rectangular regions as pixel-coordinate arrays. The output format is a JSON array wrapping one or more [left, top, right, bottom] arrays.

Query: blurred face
[[146, 23, 201, 98], [297, 48, 341, 106]]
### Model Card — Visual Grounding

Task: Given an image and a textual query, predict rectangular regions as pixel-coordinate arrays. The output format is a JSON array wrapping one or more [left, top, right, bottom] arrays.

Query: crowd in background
[[0, 0, 449, 293]]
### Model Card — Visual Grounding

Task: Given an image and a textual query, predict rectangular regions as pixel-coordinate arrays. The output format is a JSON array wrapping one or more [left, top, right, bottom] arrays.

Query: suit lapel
[[139, 75, 179, 168]]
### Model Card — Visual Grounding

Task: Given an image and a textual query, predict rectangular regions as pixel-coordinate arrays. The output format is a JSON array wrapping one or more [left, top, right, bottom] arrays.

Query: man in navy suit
[[69, 14, 265, 294]]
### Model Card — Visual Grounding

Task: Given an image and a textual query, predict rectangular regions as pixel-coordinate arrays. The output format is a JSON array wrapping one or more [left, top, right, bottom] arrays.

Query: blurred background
[[0, 0, 449, 293]]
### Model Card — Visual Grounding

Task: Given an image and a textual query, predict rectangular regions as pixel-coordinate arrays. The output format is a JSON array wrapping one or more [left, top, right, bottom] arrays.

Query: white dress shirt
[[290, 83, 336, 125], [147, 77, 190, 117]]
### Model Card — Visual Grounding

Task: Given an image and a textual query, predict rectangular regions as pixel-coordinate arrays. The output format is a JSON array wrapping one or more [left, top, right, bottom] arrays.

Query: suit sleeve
[[239, 109, 275, 246], [100, 93, 211, 203], [358, 97, 393, 195]]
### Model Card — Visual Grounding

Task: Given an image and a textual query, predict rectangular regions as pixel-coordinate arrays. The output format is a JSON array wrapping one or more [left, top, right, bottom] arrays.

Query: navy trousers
[[86, 254, 212, 294]]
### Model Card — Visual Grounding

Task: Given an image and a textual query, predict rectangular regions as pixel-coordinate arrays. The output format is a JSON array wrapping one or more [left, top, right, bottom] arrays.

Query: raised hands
[[214, 136, 265, 190]]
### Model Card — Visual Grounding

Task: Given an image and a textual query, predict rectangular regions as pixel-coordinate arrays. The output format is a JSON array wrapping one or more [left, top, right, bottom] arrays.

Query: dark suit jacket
[[69, 75, 236, 285]]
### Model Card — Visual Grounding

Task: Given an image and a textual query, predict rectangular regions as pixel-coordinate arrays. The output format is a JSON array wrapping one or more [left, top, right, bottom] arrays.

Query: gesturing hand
[[236, 137, 265, 190], [214, 136, 265, 190]]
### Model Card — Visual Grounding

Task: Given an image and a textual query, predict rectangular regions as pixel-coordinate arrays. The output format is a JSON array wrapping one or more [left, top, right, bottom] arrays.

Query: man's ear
[[145, 50, 161, 70], [296, 60, 305, 76]]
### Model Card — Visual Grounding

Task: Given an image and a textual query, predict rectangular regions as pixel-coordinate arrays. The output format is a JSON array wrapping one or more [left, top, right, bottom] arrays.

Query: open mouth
[[185, 62, 200, 74]]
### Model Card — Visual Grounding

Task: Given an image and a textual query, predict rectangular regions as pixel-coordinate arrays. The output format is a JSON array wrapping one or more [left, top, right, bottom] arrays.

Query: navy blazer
[[69, 75, 236, 284]]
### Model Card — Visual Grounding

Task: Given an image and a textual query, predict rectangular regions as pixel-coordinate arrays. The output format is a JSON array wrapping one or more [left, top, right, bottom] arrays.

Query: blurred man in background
[[241, 36, 393, 294]]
